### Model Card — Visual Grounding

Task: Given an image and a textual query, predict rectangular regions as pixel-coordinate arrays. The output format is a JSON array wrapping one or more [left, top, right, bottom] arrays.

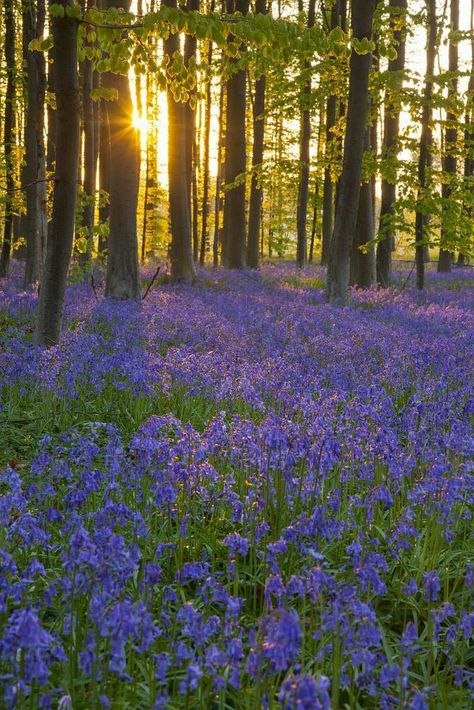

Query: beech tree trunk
[[23, 0, 47, 286], [296, 0, 316, 267], [104, 0, 141, 298], [320, 1, 341, 267], [80, 27, 97, 266], [35, 0, 80, 345], [213, 81, 225, 268], [350, 126, 376, 287], [163, 0, 196, 281], [0, 0, 16, 278], [98, 98, 111, 254], [438, 0, 458, 272], [184, 0, 200, 263], [326, 0, 376, 305], [199, 4, 215, 266], [376, 0, 407, 287], [222, 0, 250, 269], [460, 0, 474, 265], [247, 0, 267, 269], [415, 0, 437, 290]]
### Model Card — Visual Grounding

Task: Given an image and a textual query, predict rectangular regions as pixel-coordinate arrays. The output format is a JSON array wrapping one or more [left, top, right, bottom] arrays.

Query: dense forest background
[[0, 0, 473, 341]]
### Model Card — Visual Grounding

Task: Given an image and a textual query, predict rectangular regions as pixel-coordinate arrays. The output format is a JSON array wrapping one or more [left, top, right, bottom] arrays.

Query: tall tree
[[415, 0, 437, 290], [199, 0, 215, 266], [296, 0, 316, 267], [326, 0, 377, 305], [213, 81, 225, 268], [103, 0, 141, 298], [350, 124, 376, 287], [184, 0, 200, 262], [247, 0, 267, 269], [222, 0, 250, 269], [79, 0, 98, 266], [35, 0, 80, 345], [438, 0, 459, 272], [98, 97, 111, 254], [23, 0, 47, 286], [376, 0, 407, 287], [163, 0, 196, 281], [321, 0, 342, 266], [0, 0, 16, 278], [459, 0, 474, 265]]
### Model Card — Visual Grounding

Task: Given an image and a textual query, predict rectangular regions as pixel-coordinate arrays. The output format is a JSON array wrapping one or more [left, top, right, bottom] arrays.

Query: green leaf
[[49, 3, 65, 18]]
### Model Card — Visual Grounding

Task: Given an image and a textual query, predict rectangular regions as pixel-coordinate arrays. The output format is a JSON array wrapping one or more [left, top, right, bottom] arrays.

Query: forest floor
[[0, 262, 473, 709]]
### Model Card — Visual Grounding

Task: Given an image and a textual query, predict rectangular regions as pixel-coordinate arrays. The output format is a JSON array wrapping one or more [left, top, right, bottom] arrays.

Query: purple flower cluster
[[0, 262, 473, 707]]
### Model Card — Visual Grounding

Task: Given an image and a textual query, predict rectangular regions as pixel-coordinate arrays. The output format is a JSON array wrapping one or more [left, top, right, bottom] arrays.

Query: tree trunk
[[247, 0, 267, 269], [46, 45, 57, 177], [103, 0, 141, 298], [222, 0, 250, 269], [183, 0, 200, 263], [415, 0, 437, 290], [326, 0, 376, 305], [376, 0, 407, 287], [98, 97, 111, 254], [22, 0, 47, 286], [460, 0, 474, 265], [213, 81, 225, 268], [163, 0, 196, 281], [80, 27, 96, 266], [35, 0, 80, 345], [321, 0, 341, 267], [350, 127, 376, 287], [296, 0, 316, 267], [0, 0, 16, 278], [199, 3, 215, 266], [438, 0, 458, 272]]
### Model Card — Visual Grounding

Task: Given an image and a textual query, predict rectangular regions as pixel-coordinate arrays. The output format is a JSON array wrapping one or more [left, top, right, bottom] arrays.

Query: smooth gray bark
[[326, 0, 376, 305], [35, 0, 80, 345]]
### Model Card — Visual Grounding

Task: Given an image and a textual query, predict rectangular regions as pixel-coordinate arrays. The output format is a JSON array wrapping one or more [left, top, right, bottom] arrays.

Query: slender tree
[[459, 0, 474, 264], [326, 0, 377, 305], [80, 0, 97, 266], [213, 81, 225, 267], [0, 0, 16, 278], [350, 125, 376, 287], [296, 0, 316, 267], [184, 0, 200, 262], [22, 0, 47, 286], [415, 0, 437, 290], [222, 0, 250, 269], [321, 0, 341, 266], [98, 97, 111, 254], [438, 0, 459, 272], [199, 0, 215, 266], [35, 0, 80, 345], [103, 0, 141, 298], [163, 0, 196, 281], [247, 0, 267, 269], [376, 0, 407, 286]]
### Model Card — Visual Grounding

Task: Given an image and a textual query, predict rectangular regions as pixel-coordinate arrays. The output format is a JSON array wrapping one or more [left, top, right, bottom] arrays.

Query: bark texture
[[296, 0, 316, 267], [222, 0, 250, 269], [35, 0, 80, 345], [438, 0, 458, 272], [23, 0, 47, 286], [415, 0, 436, 289], [0, 0, 16, 278], [104, 0, 141, 298], [163, 0, 196, 281], [326, 0, 376, 305], [376, 0, 407, 287]]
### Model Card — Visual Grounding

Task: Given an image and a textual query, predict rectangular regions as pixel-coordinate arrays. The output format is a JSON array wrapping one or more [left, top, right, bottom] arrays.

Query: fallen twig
[[142, 265, 161, 301]]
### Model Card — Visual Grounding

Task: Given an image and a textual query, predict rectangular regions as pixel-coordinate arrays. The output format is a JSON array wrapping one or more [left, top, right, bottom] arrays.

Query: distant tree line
[[0, 0, 472, 343]]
